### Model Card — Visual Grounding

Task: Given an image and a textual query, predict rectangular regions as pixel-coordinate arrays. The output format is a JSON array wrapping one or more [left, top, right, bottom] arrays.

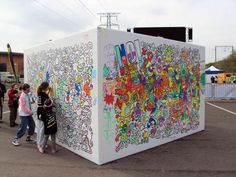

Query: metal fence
[[205, 83, 236, 99]]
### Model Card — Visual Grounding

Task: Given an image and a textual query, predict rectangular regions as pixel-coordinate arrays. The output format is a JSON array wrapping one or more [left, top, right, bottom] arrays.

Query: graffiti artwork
[[26, 42, 96, 154], [103, 39, 204, 152]]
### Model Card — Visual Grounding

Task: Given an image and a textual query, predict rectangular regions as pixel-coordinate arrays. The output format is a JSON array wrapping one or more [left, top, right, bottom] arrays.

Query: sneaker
[[12, 138, 20, 146], [38, 147, 44, 154], [25, 137, 36, 144]]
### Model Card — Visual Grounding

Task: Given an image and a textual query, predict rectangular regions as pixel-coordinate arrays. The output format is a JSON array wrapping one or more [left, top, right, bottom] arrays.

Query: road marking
[[3, 111, 10, 114], [207, 102, 236, 116]]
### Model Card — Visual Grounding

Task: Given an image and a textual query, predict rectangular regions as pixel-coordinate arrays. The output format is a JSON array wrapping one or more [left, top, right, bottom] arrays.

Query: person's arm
[[2, 85, 6, 94], [48, 86, 54, 97]]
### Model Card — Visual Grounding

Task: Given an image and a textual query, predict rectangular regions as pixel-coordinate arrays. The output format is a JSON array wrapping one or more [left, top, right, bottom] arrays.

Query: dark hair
[[11, 83, 18, 89], [37, 82, 49, 95], [13, 90, 18, 94], [22, 83, 30, 91]]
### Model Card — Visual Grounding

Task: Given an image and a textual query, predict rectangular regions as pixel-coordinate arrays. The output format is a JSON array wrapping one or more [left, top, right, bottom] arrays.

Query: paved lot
[[0, 101, 236, 177]]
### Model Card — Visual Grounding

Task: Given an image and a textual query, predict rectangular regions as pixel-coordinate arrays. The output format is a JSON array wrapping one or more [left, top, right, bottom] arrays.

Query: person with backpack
[[40, 98, 57, 154]]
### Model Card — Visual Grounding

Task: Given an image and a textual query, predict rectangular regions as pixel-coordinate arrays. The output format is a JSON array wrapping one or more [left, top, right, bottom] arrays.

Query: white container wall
[[25, 27, 205, 165], [24, 29, 99, 163]]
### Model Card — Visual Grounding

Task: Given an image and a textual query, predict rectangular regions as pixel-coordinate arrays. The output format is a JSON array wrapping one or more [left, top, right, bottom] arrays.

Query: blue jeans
[[16, 116, 35, 139]]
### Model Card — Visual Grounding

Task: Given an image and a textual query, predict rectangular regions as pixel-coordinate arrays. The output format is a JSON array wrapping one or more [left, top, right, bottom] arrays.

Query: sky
[[0, 0, 235, 64]]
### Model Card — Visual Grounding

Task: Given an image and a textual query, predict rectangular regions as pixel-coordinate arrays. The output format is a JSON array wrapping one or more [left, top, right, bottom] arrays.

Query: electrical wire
[[32, 0, 79, 26], [97, 0, 107, 12], [74, 0, 98, 19], [57, 0, 82, 18]]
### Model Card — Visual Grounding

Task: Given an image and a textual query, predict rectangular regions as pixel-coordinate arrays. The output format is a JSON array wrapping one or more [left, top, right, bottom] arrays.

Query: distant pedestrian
[[12, 83, 36, 146], [36, 82, 53, 153], [0, 80, 6, 122], [215, 76, 218, 83], [40, 98, 57, 154], [0, 80, 6, 100], [7, 83, 20, 127], [211, 76, 215, 83]]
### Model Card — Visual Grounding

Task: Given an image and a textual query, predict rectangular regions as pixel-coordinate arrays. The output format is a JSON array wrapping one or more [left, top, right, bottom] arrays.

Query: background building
[[0, 51, 24, 81]]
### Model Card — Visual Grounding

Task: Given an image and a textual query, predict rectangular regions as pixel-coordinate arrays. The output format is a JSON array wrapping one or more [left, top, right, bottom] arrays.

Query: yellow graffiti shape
[[38, 71, 43, 79], [76, 75, 83, 82], [143, 131, 149, 138]]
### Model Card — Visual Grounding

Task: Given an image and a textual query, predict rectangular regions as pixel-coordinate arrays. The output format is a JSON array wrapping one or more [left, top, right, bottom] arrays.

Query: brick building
[[0, 51, 24, 78]]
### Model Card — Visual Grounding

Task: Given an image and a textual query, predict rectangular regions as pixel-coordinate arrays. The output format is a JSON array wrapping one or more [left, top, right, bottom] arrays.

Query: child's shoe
[[38, 147, 44, 154]]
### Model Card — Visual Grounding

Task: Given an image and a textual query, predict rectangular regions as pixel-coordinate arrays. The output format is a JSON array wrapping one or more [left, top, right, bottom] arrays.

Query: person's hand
[[48, 86, 54, 96]]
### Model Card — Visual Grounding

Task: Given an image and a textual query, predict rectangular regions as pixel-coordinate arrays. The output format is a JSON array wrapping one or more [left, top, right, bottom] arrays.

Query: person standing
[[41, 98, 57, 154], [0, 80, 6, 122], [210, 76, 215, 84], [0, 80, 6, 100], [7, 83, 20, 127], [215, 76, 218, 83], [36, 82, 52, 153], [12, 83, 35, 146]]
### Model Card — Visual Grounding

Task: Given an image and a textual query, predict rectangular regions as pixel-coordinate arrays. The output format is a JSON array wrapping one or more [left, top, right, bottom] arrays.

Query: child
[[41, 98, 57, 154], [36, 82, 51, 153], [12, 83, 35, 146], [8, 83, 20, 127]]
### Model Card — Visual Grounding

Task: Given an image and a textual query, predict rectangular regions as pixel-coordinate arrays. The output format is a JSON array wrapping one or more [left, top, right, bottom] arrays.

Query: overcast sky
[[0, 0, 235, 63]]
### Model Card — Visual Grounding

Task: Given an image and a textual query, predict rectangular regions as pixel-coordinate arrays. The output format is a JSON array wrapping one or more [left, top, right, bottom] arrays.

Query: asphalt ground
[[0, 100, 236, 177]]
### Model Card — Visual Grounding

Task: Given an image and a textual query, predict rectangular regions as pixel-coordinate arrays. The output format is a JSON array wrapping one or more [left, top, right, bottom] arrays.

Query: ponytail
[[37, 85, 43, 96]]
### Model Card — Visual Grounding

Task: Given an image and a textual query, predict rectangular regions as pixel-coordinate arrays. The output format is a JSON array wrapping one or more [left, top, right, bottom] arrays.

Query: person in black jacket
[[42, 98, 57, 154], [36, 82, 52, 153], [0, 80, 6, 122]]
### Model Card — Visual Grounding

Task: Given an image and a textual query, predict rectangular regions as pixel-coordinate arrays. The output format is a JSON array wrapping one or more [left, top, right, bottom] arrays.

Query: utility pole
[[98, 12, 120, 29]]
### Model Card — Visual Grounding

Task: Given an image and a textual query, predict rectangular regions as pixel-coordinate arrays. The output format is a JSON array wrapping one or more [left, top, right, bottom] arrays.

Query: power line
[[57, 0, 82, 18], [32, 0, 79, 26], [74, 0, 98, 19], [97, 0, 107, 12]]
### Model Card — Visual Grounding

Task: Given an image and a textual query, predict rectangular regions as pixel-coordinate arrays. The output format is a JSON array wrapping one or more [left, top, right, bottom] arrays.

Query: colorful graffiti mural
[[26, 42, 96, 154], [103, 39, 204, 152]]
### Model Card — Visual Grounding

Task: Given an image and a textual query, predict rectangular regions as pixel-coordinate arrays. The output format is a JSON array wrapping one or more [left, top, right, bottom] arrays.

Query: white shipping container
[[25, 27, 205, 165]]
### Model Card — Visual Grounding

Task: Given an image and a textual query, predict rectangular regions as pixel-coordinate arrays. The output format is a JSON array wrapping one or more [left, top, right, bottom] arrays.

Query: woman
[[36, 82, 52, 153], [8, 83, 19, 127]]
